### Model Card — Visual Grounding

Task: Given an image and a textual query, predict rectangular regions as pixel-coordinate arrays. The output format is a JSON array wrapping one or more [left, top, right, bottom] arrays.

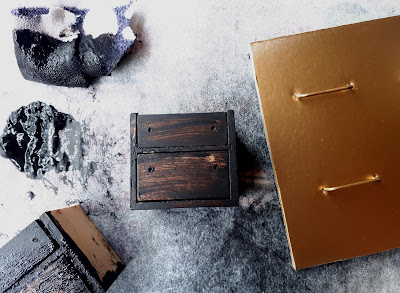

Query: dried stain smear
[[0, 101, 82, 179]]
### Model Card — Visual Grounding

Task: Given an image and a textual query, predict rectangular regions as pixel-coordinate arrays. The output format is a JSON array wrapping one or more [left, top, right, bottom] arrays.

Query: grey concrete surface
[[1, 1, 400, 292]]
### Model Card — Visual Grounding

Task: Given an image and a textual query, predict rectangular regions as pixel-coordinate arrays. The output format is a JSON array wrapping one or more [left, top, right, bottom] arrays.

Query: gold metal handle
[[294, 83, 354, 100], [321, 174, 381, 193]]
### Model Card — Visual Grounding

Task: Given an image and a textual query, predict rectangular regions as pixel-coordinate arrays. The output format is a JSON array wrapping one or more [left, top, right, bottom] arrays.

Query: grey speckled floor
[[1, 1, 400, 292]]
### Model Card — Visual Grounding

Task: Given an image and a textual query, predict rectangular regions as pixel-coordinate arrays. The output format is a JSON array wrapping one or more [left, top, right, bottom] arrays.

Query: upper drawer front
[[137, 112, 227, 148]]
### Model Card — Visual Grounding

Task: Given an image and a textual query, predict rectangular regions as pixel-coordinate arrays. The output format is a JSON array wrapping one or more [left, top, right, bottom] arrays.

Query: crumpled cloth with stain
[[11, 1, 136, 87]]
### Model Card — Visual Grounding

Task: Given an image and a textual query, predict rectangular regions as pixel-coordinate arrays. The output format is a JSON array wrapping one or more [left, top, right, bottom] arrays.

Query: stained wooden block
[[0, 205, 124, 292], [131, 111, 238, 209]]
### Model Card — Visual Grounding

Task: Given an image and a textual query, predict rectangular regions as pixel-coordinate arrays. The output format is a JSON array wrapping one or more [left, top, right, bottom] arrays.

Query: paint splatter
[[27, 191, 36, 200]]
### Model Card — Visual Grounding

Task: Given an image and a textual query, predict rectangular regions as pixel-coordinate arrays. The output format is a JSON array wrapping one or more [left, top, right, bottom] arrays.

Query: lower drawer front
[[137, 151, 230, 202]]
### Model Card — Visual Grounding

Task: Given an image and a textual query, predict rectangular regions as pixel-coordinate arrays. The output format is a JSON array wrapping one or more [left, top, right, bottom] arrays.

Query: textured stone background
[[1, 1, 400, 292]]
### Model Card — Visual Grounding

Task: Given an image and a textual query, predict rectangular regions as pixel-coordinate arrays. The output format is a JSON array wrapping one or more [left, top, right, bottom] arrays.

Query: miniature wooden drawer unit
[[130, 111, 238, 209]]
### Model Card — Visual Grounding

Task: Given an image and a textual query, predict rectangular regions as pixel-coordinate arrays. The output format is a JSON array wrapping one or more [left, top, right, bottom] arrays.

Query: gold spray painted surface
[[251, 15, 400, 270]]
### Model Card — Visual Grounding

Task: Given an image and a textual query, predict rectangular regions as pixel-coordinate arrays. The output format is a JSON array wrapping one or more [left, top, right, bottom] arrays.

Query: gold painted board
[[251, 16, 400, 269]]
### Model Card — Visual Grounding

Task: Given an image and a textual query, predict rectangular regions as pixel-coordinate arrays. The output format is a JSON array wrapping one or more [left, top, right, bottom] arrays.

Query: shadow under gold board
[[251, 15, 400, 269]]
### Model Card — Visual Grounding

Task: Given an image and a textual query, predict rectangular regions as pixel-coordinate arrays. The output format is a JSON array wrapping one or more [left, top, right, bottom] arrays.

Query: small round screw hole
[[147, 127, 152, 132], [147, 166, 154, 172], [211, 126, 216, 131], [32, 238, 38, 242], [212, 165, 219, 171]]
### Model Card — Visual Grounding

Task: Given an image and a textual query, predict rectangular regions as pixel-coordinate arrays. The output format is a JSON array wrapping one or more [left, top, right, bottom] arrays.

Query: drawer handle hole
[[211, 126, 216, 131], [147, 127, 152, 132], [212, 165, 219, 171], [147, 166, 154, 172]]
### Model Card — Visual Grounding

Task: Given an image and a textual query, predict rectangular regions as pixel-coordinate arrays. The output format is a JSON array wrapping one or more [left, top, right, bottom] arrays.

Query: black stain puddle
[[0, 101, 82, 179]]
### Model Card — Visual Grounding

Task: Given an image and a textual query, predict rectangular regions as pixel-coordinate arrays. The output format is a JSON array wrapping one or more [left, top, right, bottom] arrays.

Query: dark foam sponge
[[12, 4, 135, 87]]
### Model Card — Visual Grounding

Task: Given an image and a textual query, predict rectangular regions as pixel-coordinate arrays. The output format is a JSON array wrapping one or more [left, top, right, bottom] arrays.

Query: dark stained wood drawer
[[137, 112, 227, 148], [137, 151, 230, 202], [131, 111, 238, 209]]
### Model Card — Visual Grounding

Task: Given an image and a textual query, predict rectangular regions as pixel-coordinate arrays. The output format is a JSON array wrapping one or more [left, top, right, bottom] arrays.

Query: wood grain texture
[[50, 206, 124, 285], [0, 221, 57, 292], [137, 112, 227, 148], [11, 256, 90, 293], [137, 151, 230, 201]]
